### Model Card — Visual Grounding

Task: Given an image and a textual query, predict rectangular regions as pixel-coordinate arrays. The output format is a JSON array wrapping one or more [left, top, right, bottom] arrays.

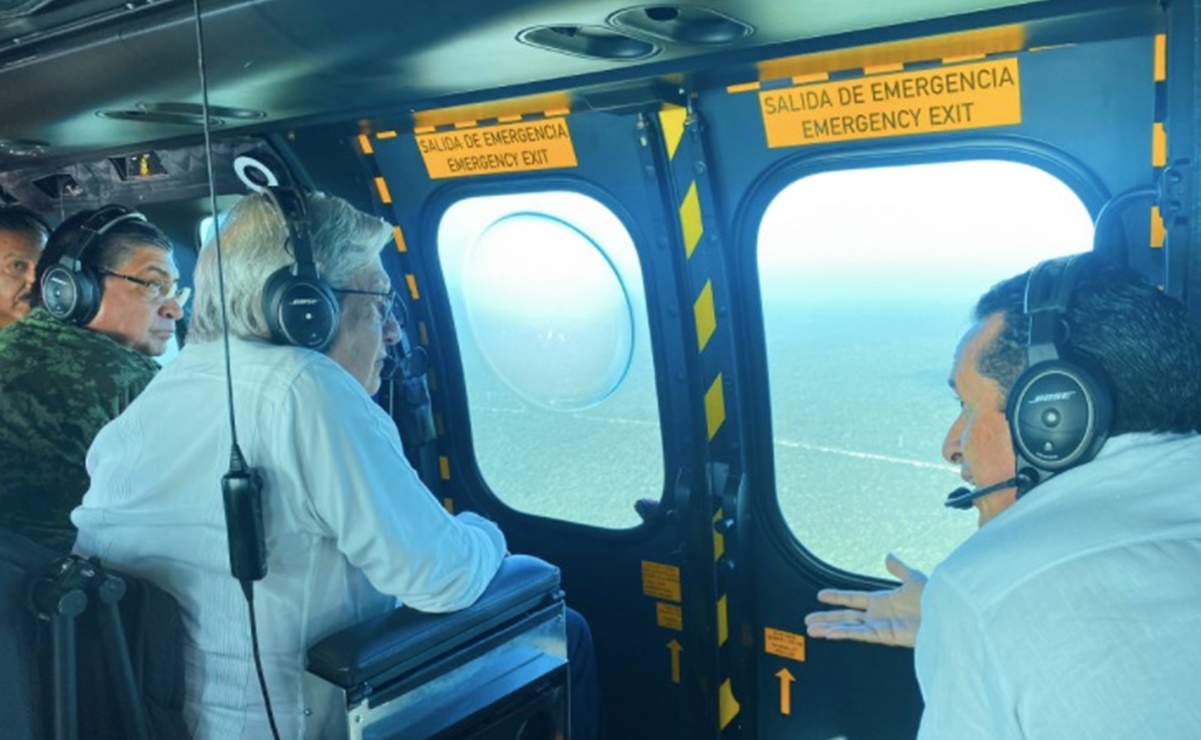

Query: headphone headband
[[261, 187, 319, 281], [59, 205, 148, 271], [260, 187, 339, 351], [1023, 255, 1086, 366]]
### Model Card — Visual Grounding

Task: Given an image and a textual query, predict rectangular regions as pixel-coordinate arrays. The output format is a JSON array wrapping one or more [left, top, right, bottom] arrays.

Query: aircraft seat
[[306, 554, 570, 739], [0, 527, 189, 740]]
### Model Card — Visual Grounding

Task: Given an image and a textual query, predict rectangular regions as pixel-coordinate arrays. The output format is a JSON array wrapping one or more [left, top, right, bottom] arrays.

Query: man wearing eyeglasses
[[0, 205, 185, 552], [71, 191, 599, 740]]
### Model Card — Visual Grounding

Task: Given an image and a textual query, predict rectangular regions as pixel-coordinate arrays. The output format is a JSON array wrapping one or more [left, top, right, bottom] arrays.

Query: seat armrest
[[306, 554, 562, 689]]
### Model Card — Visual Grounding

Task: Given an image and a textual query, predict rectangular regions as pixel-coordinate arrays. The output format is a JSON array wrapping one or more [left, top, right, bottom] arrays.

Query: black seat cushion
[[307, 554, 562, 690]]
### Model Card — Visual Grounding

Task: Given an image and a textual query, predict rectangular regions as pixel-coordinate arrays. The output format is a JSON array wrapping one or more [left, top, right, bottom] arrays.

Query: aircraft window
[[439, 192, 659, 528], [757, 160, 1094, 578], [197, 213, 227, 247], [198, 214, 216, 246]]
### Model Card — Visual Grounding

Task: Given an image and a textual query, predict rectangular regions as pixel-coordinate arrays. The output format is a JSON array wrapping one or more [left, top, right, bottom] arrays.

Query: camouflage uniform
[[0, 308, 159, 553]]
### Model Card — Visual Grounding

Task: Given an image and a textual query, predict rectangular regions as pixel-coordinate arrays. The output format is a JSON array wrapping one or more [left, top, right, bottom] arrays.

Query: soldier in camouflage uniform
[[0, 204, 50, 329], [0, 206, 186, 552]]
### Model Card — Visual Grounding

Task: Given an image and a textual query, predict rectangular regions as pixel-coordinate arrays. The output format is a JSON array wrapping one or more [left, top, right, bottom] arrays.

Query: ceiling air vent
[[98, 110, 226, 127], [139, 102, 266, 120], [518, 25, 658, 61], [96, 102, 266, 128], [609, 6, 753, 45]]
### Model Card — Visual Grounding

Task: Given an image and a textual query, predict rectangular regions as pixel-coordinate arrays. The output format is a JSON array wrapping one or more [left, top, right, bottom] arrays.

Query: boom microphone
[[946, 478, 1023, 511]]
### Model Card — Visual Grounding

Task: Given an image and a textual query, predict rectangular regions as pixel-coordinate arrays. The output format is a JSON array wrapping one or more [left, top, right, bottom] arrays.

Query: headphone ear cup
[[261, 266, 340, 351], [40, 263, 102, 326], [1007, 358, 1113, 475]]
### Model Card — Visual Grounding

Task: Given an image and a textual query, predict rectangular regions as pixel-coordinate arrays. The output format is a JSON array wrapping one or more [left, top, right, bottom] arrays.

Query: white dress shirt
[[916, 432, 1201, 739], [73, 338, 506, 739]]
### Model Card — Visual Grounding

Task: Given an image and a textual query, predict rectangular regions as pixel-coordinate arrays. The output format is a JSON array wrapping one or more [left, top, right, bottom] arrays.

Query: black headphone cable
[[192, 1, 281, 738]]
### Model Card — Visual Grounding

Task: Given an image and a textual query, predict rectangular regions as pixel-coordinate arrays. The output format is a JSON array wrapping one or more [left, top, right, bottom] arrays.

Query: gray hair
[[188, 191, 392, 343]]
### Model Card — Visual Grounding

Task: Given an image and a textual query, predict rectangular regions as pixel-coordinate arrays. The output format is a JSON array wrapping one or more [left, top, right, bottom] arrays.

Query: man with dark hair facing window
[[805, 253, 1201, 738], [0, 206, 186, 552]]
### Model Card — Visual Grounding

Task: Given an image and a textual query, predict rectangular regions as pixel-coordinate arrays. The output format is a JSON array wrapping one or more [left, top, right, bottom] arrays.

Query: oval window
[[461, 213, 634, 411], [439, 191, 661, 529]]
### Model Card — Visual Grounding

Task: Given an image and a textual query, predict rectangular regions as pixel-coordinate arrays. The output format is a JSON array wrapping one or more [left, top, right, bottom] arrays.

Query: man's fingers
[[804, 608, 865, 627], [814, 588, 871, 610], [885, 553, 926, 582], [884, 553, 910, 579], [806, 622, 888, 644]]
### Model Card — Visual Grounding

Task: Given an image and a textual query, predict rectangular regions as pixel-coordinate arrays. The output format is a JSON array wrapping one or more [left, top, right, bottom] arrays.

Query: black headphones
[[260, 187, 339, 352], [1005, 254, 1113, 493], [40, 205, 148, 325]]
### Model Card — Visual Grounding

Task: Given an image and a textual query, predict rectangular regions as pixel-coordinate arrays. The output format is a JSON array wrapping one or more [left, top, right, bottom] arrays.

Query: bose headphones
[[40, 205, 148, 325], [260, 186, 340, 352], [1005, 254, 1113, 493]]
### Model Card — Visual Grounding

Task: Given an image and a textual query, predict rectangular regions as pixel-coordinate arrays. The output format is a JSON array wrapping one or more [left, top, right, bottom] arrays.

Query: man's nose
[[382, 314, 401, 346], [942, 416, 965, 464], [160, 297, 184, 320]]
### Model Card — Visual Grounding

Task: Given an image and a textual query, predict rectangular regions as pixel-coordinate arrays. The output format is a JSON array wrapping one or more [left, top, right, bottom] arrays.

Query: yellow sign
[[656, 601, 683, 631], [416, 118, 578, 179], [764, 627, 806, 662], [759, 58, 1021, 148], [641, 560, 682, 602]]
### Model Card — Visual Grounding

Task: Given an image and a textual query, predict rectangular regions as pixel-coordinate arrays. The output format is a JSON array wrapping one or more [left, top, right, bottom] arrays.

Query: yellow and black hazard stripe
[[724, 24, 1027, 94], [658, 103, 742, 735], [354, 132, 454, 510], [1151, 33, 1167, 254]]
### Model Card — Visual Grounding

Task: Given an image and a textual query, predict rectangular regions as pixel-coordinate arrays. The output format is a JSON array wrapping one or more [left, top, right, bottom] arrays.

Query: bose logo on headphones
[[1027, 391, 1077, 404], [288, 298, 321, 306]]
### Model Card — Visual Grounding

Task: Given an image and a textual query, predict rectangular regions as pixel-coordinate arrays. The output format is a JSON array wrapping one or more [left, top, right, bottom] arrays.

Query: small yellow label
[[764, 627, 806, 662], [416, 118, 578, 179], [759, 58, 1021, 148], [656, 601, 683, 631], [641, 560, 682, 603]]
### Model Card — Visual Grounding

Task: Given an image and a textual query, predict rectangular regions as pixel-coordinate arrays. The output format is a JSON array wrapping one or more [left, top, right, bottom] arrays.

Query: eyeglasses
[[98, 269, 191, 307], [333, 288, 404, 327]]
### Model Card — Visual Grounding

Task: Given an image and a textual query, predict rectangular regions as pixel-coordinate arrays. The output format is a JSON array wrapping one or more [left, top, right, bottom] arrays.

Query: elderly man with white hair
[[72, 190, 514, 739]]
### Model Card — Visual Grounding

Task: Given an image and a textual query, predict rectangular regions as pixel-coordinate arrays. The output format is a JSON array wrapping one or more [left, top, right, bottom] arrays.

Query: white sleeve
[[915, 573, 1017, 740], [275, 360, 505, 612]]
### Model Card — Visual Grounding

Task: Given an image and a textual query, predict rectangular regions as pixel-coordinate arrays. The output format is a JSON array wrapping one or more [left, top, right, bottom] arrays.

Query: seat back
[[0, 529, 53, 740], [0, 528, 190, 740]]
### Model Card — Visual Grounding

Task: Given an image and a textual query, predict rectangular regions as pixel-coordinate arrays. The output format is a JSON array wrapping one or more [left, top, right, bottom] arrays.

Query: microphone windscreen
[[944, 486, 976, 510]]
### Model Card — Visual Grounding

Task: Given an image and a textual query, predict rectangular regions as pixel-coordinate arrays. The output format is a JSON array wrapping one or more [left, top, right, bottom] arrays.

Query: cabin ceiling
[[0, 0, 1161, 170]]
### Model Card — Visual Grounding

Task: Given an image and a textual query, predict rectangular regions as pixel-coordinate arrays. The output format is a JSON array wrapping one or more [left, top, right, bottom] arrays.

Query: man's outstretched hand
[[803, 553, 926, 648]]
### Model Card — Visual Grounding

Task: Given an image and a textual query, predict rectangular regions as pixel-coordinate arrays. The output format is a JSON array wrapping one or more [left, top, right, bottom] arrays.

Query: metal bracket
[[1158, 158, 1192, 225]]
